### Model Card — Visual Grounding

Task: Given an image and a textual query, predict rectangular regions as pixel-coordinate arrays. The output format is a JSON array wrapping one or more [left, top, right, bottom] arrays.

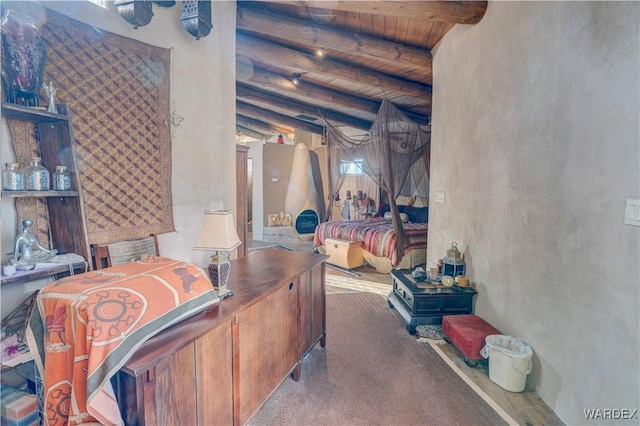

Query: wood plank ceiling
[[235, 1, 487, 141]]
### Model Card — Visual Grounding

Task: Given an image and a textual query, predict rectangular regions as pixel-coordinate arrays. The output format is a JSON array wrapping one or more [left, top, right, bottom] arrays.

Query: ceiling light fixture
[[312, 48, 326, 64], [291, 73, 301, 85]]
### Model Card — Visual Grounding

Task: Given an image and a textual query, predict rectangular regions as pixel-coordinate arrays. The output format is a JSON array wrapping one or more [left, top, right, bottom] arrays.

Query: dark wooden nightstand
[[387, 269, 477, 334]]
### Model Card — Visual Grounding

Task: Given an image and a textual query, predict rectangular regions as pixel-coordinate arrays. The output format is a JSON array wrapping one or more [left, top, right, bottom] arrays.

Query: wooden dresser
[[115, 249, 327, 425]]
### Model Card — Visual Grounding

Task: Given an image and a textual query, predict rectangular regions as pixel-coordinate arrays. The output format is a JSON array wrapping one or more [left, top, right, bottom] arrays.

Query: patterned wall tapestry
[[37, 8, 174, 245]]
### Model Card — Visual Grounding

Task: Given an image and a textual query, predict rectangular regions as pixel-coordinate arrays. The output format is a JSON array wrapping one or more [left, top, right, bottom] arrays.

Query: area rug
[[248, 291, 509, 426]]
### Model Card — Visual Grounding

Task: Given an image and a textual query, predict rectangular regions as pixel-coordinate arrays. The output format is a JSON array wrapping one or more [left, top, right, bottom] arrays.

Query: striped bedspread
[[314, 218, 428, 267]]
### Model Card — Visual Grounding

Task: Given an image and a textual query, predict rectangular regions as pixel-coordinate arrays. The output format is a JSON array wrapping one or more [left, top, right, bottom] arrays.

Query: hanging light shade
[[181, 0, 212, 40], [115, 0, 154, 29]]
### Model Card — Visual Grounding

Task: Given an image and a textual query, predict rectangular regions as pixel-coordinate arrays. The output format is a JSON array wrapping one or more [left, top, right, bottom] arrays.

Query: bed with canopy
[[314, 99, 431, 273]]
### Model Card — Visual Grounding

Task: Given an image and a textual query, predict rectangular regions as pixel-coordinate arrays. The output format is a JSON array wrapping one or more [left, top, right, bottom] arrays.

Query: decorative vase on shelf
[[53, 165, 71, 191], [0, 9, 47, 106], [24, 157, 49, 191], [2, 162, 23, 191]]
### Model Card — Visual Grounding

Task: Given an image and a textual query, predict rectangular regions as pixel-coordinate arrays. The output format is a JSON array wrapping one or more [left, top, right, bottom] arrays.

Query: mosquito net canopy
[[324, 99, 431, 263]]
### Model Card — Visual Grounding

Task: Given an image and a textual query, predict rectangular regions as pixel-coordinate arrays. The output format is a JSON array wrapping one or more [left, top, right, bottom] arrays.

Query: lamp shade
[[193, 210, 241, 251]]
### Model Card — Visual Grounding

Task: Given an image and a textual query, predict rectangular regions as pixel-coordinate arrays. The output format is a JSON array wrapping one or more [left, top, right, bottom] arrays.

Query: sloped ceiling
[[235, 1, 487, 140]]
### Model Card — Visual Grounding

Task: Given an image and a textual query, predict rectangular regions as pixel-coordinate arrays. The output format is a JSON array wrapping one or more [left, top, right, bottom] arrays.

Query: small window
[[341, 159, 364, 175]]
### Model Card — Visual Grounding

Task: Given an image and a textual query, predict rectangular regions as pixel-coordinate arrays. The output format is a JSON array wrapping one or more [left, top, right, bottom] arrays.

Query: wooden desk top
[[122, 249, 327, 376]]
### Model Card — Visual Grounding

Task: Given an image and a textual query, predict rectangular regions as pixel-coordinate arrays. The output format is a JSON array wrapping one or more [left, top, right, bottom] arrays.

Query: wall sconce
[[291, 73, 301, 85], [169, 109, 184, 136], [181, 0, 213, 40], [164, 102, 184, 136], [193, 210, 241, 299], [114, 0, 154, 29]]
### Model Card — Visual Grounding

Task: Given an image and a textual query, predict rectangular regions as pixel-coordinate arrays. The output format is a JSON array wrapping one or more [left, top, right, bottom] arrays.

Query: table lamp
[[193, 210, 241, 299]]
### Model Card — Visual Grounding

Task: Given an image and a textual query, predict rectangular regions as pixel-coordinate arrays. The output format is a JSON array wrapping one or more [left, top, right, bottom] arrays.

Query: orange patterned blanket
[[26, 256, 218, 426]]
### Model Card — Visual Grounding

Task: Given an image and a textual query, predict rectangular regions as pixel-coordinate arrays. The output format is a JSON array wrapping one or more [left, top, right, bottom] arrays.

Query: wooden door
[[297, 270, 312, 357], [297, 264, 327, 360], [144, 344, 198, 425], [236, 144, 250, 257], [310, 264, 326, 348]]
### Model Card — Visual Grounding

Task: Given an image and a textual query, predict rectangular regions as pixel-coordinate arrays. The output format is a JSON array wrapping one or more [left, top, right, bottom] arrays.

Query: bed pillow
[[404, 206, 429, 223], [375, 203, 408, 218], [374, 203, 390, 218], [396, 195, 416, 206], [413, 197, 429, 208], [384, 212, 409, 223]]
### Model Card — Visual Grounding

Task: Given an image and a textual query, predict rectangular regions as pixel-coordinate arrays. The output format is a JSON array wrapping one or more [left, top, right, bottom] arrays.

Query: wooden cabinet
[[1, 102, 91, 285], [117, 249, 327, 426], [117, 319, 234, 426]]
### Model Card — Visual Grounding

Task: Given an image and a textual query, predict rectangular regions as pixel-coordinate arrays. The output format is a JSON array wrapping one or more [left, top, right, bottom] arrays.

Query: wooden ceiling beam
[[237, 101, 325, 135], [257, 1, 488, 25], [236, 114, 294, 136], [237, 83, 372, 130], [239, 66, 380, 118], [237, 6, 431, 72], [236, 125, 267, 141], [240, 67, 430, 122], [237, 33, 432, 101]]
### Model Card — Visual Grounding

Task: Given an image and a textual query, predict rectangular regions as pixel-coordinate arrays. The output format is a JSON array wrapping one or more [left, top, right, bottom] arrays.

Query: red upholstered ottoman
[[442, 314, 502, 367]]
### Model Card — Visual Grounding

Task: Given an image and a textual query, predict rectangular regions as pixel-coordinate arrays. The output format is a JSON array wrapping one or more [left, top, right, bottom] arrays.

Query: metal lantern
[[181, 0, 212, 40], [442, 242, 465, 278], [115, 0, 154, 29]]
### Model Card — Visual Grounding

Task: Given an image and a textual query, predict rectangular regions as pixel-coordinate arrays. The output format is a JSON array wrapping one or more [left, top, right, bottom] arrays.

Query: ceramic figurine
[[43, 81, 56, 113], [13, 218, 57, 270]]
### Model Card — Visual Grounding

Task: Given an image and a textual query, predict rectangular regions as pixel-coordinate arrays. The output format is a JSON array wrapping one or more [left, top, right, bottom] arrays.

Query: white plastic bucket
[[480, 334, 533, 393]]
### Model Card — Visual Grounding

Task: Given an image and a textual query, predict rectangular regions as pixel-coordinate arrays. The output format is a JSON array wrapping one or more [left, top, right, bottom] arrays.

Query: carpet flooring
[[248, 291, 508, 426]]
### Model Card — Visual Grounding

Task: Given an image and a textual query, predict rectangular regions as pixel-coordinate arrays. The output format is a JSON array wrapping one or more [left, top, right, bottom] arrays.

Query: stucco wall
[[263, 143, 295, 223], [1, 1, 237, 312], [428, 2, 639, 423]]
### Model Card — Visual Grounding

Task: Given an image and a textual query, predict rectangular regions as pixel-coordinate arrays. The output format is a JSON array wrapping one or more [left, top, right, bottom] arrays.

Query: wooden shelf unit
[[1, 102, 91, 285]]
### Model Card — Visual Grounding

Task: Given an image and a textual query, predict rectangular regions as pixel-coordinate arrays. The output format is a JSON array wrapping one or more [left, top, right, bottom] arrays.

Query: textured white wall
[[1, 1, 237, 312], [428, 2, 639, 423]]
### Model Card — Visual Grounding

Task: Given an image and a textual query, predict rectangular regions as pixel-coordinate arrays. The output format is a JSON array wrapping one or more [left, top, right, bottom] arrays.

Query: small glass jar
[[53, 165, 71, 191], [24, 157, 50, 191], [2, 162, 23, 191]]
